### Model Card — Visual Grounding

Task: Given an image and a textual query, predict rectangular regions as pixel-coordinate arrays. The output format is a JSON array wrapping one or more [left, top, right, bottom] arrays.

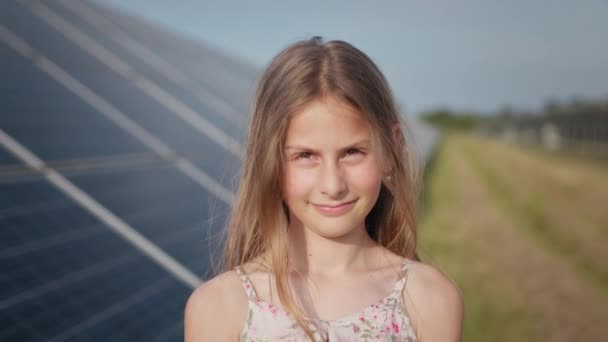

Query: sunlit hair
[[222, 36, 421, 340]]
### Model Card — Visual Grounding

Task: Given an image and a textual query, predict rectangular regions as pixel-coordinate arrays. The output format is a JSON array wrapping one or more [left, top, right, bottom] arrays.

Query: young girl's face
[[282, 96, 384, 240]]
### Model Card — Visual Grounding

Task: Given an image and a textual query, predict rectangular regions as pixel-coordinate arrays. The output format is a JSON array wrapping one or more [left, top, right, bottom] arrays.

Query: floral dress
[[234, 259, 418, 341]]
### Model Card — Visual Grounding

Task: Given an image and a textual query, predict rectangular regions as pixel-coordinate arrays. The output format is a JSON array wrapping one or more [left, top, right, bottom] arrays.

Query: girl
[[185, 37, 463, 341]]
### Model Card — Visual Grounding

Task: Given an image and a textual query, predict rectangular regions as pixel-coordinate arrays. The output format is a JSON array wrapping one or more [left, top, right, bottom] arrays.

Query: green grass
[[419, 135, 538, 342], [462, 136, 608, 294]]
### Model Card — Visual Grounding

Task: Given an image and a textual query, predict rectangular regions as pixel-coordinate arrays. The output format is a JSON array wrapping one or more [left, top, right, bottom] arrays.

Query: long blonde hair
[[222, 37, 420, 339]]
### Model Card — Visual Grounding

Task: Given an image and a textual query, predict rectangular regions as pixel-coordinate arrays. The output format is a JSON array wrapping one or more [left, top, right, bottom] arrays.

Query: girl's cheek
[[349, 162, 383, 191], [283, 167, 316, 198]]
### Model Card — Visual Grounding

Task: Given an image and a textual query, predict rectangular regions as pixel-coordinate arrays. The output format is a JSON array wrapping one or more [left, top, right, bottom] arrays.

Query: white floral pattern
[[235, 260, 417, 341]]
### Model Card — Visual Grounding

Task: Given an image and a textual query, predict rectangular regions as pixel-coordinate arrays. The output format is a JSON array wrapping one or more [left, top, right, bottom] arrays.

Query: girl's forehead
[[285, 97, 372, 144]]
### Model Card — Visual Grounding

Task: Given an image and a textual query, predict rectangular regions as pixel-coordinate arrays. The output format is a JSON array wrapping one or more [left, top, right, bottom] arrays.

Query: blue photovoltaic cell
[[0, 147, 19, 166], [0, 180, 105, 249]]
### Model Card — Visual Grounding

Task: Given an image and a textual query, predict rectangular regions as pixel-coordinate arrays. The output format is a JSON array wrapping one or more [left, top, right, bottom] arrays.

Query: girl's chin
[[300, 220, 368, 240]]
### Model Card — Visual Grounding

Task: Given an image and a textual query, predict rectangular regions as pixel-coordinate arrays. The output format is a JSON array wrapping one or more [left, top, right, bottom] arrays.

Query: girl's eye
[[345, 148, 362, 156], [295, 152, 313, 160]]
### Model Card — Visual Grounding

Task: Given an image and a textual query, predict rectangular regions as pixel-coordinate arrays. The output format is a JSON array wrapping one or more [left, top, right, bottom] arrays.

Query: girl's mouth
[[311, 199, 357, 216]]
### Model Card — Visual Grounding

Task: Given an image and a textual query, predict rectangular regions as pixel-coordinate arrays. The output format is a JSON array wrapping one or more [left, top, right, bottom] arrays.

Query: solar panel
[[0, 178, 194, 341], [79, 0, 259, 113], [1, 1, 437, 340], [52, 0, 253, 133], [0, 148, 20, 166], [1, 0, 250, 340], [1, 45, 151, 160]]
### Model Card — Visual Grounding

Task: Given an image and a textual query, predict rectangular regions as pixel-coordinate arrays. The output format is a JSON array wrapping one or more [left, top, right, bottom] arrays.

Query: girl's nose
[[318, 163, 347, 198]]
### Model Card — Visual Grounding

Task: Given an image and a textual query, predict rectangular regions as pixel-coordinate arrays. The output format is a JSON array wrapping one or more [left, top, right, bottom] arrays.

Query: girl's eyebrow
[[284, 139, 370, 152]]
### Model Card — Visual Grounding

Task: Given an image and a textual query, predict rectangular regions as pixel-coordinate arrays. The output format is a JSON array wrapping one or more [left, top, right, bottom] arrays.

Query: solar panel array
[[0, 1, 437, 341], [0, 0, 259, 340]]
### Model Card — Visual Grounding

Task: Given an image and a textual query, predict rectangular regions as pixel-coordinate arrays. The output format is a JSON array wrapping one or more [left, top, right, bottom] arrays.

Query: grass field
[[418, 132, 608, 342]]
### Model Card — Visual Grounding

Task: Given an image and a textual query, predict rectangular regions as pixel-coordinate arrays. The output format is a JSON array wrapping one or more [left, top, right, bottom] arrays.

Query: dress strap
[[392, 259, 413, 295], [234, 266, 259, 300]]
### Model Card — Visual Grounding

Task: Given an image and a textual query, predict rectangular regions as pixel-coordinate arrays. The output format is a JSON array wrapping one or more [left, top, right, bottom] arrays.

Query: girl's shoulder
[[401, 259, 464, 341], [184, 269, 249, 341], [403, 259, 463, 307]]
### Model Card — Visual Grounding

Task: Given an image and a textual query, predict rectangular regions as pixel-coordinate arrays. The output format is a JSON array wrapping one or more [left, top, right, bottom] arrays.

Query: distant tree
[[420, 109, 482, 131], [543, 98, 561, 115]]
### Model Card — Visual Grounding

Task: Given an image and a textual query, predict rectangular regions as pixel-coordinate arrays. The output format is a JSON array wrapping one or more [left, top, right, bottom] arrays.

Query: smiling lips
[[312, 199, 358, 216]]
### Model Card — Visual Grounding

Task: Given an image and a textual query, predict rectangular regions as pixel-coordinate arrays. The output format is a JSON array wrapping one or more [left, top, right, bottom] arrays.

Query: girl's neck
[[286, 223, 380, 276]]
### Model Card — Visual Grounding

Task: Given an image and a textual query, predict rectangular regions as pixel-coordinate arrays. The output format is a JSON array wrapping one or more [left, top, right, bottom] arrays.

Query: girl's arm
[[184, 272, 247, 342], [406, 262, 464, 342]]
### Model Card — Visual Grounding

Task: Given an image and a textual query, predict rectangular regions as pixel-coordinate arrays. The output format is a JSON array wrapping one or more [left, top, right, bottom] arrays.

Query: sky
[[95, 0, 608, 116]]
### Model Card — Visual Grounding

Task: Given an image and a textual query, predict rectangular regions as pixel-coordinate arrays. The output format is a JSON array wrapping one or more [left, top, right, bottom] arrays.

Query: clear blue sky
[[96, 0, 608, 116]]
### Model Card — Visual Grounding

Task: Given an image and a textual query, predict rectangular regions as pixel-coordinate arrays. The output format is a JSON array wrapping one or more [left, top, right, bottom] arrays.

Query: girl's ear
[[382, 122, 402, 177], [392, 122, 402, 147]]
